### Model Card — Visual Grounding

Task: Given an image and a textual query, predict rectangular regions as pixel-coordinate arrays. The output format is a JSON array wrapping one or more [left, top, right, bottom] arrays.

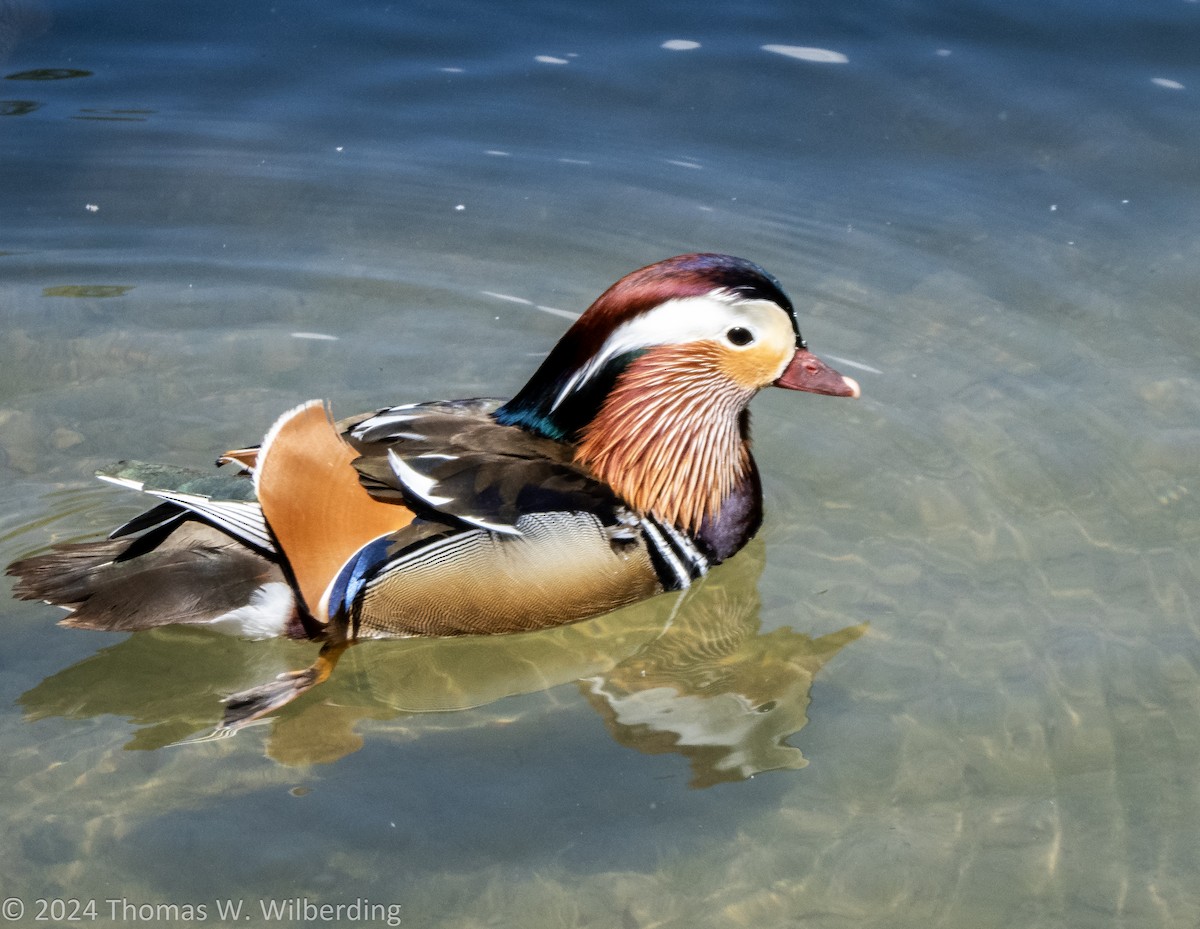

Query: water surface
[[2, 0, 1199, 926]]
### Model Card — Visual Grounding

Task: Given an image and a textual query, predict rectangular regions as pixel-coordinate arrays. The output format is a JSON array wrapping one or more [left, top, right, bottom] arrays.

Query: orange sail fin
[[254, 401, 414, 623]]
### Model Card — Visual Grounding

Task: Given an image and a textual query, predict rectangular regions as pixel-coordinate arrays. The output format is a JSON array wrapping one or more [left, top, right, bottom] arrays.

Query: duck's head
[[495, 253, 860, 530], [496, 253, 859, 440]]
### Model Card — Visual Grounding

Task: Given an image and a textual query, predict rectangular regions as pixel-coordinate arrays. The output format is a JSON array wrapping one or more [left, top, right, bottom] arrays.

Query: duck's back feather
[[346, 398, 636, 536]]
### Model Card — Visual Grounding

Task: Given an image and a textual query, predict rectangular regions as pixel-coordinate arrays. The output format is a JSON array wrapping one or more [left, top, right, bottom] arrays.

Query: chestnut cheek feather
[[575, 344, 753, 532]]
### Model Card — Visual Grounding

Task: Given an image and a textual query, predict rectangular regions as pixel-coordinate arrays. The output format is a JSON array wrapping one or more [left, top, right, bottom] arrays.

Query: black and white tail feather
[[7, 461, 295, 639]]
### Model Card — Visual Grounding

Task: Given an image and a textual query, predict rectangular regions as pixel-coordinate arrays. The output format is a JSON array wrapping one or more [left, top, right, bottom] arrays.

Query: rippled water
[[2, 0, 1199, 926]]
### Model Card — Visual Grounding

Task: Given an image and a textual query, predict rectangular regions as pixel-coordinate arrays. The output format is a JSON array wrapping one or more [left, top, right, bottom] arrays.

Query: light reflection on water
[[2, 0, 1199, 926]]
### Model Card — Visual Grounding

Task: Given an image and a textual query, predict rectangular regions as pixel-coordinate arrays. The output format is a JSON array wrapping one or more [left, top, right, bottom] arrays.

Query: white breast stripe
[[639, 518, 692, 590], [655, 518, 710, 577]]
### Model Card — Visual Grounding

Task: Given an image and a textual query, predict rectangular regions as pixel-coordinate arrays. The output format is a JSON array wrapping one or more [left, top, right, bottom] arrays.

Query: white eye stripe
[[552, 293, 791, 410]]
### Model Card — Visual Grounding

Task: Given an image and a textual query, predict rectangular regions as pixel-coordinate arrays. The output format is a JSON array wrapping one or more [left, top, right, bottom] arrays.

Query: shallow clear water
[[2, 0, 1199, 926]]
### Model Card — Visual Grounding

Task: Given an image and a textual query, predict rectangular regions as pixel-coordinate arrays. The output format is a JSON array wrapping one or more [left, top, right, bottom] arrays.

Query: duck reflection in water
[[582, 543, 865, 788], [19, 538, 863, 785]]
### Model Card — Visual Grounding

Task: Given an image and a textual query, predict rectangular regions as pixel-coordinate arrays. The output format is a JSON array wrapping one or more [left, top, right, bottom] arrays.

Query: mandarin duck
[[7, 253, 859, 728]]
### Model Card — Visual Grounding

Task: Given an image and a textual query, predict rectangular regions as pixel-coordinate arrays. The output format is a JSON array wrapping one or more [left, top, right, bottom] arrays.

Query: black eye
[[727, 326, 754, 346]]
